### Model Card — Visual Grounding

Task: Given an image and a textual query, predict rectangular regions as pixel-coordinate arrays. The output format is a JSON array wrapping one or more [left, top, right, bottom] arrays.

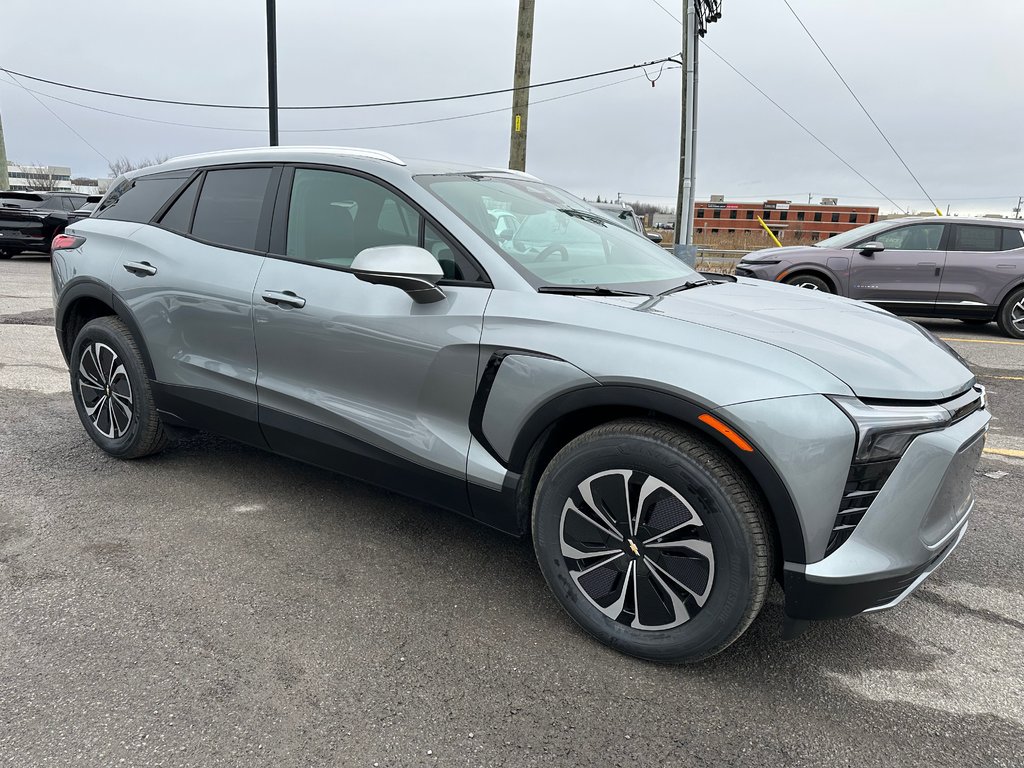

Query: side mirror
[[647, 232, 664, 244], [860, 241, 885, 255], [351, 245, 446, 304]]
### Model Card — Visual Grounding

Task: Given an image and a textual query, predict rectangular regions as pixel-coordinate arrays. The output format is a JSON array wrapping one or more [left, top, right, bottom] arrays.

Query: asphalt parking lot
[[1, 254, 1022, 767]]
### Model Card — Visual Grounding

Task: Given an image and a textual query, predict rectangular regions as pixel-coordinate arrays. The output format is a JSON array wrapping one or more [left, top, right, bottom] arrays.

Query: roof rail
[[166, 146, 406, 166]]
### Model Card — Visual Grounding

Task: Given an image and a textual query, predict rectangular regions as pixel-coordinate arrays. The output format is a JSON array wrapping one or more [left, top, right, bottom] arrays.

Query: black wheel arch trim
[[56, 277, 156, 379], [468, 351, 807, 563], [781, 265, 841, 292]]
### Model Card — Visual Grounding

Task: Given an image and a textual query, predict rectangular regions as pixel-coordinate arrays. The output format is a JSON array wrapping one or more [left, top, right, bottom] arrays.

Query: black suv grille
[[825, 458, 900, 556]]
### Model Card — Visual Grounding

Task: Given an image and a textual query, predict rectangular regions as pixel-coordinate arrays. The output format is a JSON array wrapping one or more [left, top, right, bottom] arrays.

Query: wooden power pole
[[0, 108, 8, 190], [508, 0, 536, 172]]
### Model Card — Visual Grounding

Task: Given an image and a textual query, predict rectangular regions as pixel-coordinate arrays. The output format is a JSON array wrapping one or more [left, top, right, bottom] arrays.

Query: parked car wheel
[[997, 286, 1024, 339], [784, 274, 831, 292], [532, 419, 773, 663], [0, 249, 19, 260], [70, 317, 167, 459]]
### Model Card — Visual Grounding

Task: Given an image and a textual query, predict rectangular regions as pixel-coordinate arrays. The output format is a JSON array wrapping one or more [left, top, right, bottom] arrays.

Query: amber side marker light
[[698, 414, 755, 452]]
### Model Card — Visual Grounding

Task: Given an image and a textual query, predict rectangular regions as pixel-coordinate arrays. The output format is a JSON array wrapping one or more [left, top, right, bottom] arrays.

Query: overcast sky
[[1, 0, 1021, 215]]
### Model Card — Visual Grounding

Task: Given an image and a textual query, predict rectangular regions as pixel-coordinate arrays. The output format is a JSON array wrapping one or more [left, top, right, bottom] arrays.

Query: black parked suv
[[0, 191, 88, 258]]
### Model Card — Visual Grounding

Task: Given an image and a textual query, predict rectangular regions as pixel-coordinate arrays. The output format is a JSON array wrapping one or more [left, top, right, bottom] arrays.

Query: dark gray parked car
[[736, 217, 1024, 338], [52, 148, 987, 662]]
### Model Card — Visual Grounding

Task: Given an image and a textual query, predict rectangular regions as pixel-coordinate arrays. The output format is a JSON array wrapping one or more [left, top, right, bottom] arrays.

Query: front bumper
[[783, 407, 988, 620]]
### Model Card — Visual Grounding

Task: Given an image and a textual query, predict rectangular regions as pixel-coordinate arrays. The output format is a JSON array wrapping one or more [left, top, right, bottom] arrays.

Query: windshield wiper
[[538, 285, 650, 297], [658, 279, 713, 296], [557, 208, 609, 226]]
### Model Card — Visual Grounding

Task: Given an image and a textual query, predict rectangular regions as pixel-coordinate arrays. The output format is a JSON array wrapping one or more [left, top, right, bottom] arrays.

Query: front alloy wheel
[[533, 419, 773, 663], [561, 470, 714, 630]]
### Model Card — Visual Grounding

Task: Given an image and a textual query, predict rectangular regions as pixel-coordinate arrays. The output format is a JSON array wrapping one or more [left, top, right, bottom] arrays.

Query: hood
[[741, 246, 823, 261], [629, 279, 974, 401]]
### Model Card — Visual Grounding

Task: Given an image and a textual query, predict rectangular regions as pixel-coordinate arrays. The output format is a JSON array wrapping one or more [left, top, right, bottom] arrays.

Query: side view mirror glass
[[647, 232, 664, 244], [351, 245, 446, 304], [860, 241, 885, 255]]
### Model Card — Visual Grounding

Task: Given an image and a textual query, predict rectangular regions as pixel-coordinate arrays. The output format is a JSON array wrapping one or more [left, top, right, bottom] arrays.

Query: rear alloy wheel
[[997, 286, 1024, 340], [532, 419, 772, 663], [784, 274, 831, 292], [70, 316, 167, 458]]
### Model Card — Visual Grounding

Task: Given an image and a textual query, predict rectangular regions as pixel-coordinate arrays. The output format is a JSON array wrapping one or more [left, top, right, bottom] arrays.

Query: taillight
[[52, 233, 86, 251]]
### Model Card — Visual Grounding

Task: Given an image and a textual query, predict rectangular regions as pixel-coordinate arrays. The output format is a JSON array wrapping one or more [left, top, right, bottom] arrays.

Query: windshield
[[815, 219, 902, 249], [418, 175, 698, 291]]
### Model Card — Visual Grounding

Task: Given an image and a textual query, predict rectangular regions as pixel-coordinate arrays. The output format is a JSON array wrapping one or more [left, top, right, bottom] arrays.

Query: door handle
[[261, 290, 306, 309], [123, 261, 157, 276]]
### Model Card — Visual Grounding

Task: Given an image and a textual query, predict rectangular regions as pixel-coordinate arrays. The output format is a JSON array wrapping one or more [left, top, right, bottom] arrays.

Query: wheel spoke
[[77, 342, 133, 439], [107, 396, 121, 436], [85, 345, 105, 384], [577, 471, 630, 535], [647, 537, 714, 560], [643, 518, 700, 545], [640, 564, 691, 626], [84, 394, 107, 418], [645, 553, 713, 607]]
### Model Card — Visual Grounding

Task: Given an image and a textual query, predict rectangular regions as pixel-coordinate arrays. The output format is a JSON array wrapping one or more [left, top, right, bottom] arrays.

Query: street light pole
[[266, 0, 279, 147], [672, 0, 693, 262]]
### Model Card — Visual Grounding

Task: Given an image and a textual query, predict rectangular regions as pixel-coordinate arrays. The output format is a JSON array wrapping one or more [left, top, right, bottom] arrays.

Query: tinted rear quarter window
[[158, 176, 201, 234], [191, 168, 272, 251], [953, 224, 1002, 252], [1002, 228, 1024, 250], [95, 173, 191, 223]]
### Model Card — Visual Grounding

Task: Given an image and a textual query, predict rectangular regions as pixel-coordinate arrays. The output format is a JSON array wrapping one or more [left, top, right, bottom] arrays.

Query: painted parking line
[[981, 375, 1024, 381], [984, 447, 1024, 459], [939, 337, 1024, 346]]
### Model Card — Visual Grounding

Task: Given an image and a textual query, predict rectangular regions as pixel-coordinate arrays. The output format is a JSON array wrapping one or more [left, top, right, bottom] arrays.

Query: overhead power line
[[780, 0, 939, 214], [699, 42, 907, 213], [0, 56, 679, 111], [645, 0, 907, 213], [2, 72, 110, 165], [0, 69, 677, 134]]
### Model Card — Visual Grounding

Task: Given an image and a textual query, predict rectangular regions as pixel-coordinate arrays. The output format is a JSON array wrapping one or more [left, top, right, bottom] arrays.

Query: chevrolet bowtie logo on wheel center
[[627, 539, 640, 557]]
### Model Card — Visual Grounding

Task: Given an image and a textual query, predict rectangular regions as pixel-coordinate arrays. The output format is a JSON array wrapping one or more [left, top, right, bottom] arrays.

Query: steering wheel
[[534, 244, 569, 262]]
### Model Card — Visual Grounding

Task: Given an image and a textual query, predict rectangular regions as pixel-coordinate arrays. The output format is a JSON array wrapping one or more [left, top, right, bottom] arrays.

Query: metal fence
[[663, 246, 749, 273]]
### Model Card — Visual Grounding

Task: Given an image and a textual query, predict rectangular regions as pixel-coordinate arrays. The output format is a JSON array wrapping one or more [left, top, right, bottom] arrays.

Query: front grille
[[735, 266, 754, 277], [825, 458, 900, 556]]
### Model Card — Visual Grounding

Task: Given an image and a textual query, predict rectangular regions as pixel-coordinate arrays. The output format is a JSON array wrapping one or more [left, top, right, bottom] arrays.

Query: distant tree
[[108, 155, 169, 178], [71, 177, 97, 186]]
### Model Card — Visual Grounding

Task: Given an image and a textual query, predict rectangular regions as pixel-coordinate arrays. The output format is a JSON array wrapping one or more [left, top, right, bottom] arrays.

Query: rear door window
[[951, 224, 1002, 252], [95, 172, 192, 223], [190, 168, 273, 251]]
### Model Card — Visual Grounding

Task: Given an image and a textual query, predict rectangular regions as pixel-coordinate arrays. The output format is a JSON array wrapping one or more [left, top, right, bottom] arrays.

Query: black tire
[[532, 419, 773, 663], [784, 274, 831, 292], [996, 286, 1024, 339], [70, 316, 167, 459]]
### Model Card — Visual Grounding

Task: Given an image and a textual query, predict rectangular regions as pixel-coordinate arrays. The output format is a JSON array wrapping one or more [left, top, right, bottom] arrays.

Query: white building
[[6, 162, 73, 192]]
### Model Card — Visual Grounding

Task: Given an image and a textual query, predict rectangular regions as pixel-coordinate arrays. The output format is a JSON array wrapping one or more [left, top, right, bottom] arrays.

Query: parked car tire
[[997, 286, 1024, 339], [70, 316, 167, 459], [784, 274, 831, 292], [0, 249, 19, 259], [532, 419, 773, 663]]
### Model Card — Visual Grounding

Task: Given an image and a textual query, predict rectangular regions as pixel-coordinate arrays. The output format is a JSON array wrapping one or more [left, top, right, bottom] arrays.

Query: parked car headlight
[[830, 397, 950, 462]]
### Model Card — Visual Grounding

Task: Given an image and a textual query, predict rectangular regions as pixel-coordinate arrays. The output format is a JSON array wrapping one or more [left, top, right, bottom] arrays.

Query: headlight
[[738, 259, 781, 266], [830, 397, 950, 462]]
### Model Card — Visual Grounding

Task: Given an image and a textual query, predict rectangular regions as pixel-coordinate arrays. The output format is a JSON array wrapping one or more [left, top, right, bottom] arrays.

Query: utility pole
[[672, 1, 720, 263], [266, 0, 279, 147], [672, 0, 694, 261], [508, 0, 536, 171], [0, 108, 8, 190], [1014, 196, 1023, 219]]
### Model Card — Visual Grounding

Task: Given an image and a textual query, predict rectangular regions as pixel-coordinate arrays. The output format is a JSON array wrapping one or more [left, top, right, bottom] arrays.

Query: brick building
[[693, 198, 880, 246]]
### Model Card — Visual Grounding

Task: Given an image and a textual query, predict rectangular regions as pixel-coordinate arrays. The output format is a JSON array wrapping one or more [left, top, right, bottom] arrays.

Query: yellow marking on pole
[[935, 207, 943, 216], [756, 215, 782, 247], [940, 337, 1024, 346], [514, 114, 522, 132], [984, 447, 1024, 458]]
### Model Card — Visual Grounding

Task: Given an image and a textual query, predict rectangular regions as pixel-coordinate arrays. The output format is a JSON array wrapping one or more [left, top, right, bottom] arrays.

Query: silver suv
[[736, 216, 1024, 338], [52, 147, 988, 662]]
